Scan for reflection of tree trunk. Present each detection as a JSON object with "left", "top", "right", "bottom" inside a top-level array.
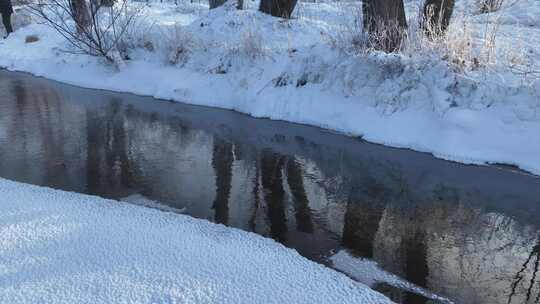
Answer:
[
  {"left": 286, "top": 158, "right": 313, "bottom": 233},
  {"left": 104, "top": 102, "right": 133, "bottom": 190},
  {"left": 99, "top": 101, "right": 136, "bottom": 193},
  {"left": 113, "top": 114, "right": 132, "bottom": 188},
  {"left": 233, "top": 143, "right": 243, "bottom": 161},
  {"left": 38, "top": 92, "right": 66, "bottom": 186},
  {"left": 212, "top": 138, "right": 234, "bottom": 225},
  {"left": 342, "top": 181, "right": 386, "bottom": 258},
  {"left": 249, "top": 155, "right": 261, "bottom": 231},
  {"left": 508, "top": 236, "right": 540, "bottom": 304},
  {"left": 86, "top": 110, "right": 102, "bottom": 194},
  {"left": 404, "top": 231, "right": 429, "bottom": 304},
  {"left": 9, "top": 81, "right": 29, "bottom": 176},
  {"left": 261, "top": 151, "right": 287, "bottom": 242}
]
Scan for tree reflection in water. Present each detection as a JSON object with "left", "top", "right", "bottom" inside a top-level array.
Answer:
[
  {"left": 1, "top": 71, "right": 540, "bottom": 304},
  {"left": 508, "top": 236, "right": 540, "bottom": 304}
]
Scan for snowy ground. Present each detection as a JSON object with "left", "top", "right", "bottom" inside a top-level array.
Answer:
[
  {"left": 0, "top": 178, "right": 392, "bottom": 303},
  {"left": 330, "top": 250, "right": 453, "bottom": 304},
  {"left": 0, "top": 0, "right": 539, "bottom": 174}
]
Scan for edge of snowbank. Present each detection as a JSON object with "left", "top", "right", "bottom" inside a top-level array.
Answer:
[{"left": 0, "top": 178, "right": 392, "bottom": 303}]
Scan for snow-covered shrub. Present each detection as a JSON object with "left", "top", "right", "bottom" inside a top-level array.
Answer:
[
  {"left": 219, "top": 28, "right": 266, "bottom": 64},
  {"left": 27, "top": 0, "right": 144, "bottom": 66},
  {"left": 327, "top": 1, "right": 525, "bottom": 78},
  {"left": 328, "top": 23, "right": 367, "bottom": 56},
  {"left": 238, "top": 29, "right": 265, "bottom": 59},
  {"left": 208, "top": 29, "right": 265, "bottom": 74},
  {"left": 403, "top": 14, "right": 477, "bottom": 71},
  {"left": 326, "top": 4, "right": 368, "bottom": 56},
  {"left": 509, "top": 57, "right": 540, "bottom": 84},
  {"left": 115, "top": 17, "right": 158, "bottom": 57},
  {"left": 160, "top": 24, "right": 197, "bottom": 66},
  {"left": 402, "top": 9, "right": 527, "bottom": 77},
  {"left": 476, "top": 0, "right": 504, "bottom": 13},
  {"left": 12, "top": 7, "right": 33, "bottom": 30}
]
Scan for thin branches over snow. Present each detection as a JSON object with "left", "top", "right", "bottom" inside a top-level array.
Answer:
[
  {"left": 477, "top": 0, "right": 505, "bottom": 14},
  {"left": 421, "top": 0, "right": 455, "bottom": 38},
  {"left": 27, "top": 0, "right": 143, "bottom": 65}
]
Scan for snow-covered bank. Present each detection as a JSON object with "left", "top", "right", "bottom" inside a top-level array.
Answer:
[
  {"left": 1, "top": 1, "right": 539, "bottom": 174},
  {"left": 0, "top": 178, "right": 392, "bottom": 303}
]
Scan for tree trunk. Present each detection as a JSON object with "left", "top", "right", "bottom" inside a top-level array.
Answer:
[
  {"left": 422, "top": 0, "right": 455, "bottom": 38},
  {"left": 236, "top": 0, "right": 243, "bottom": 9},
  {"left": 259, "top": 0, "right": 297, "bottom": 19},
  {"left": 70, "top": 0, "right": 91, "bottom": 33},
  {"left": 100, "top": 0, "right": 115, "bottom": 7},
  {"left": 362, "top": 0, "right": 407, "bottom": 52},
  {"left": 209, "top": 0, "right": 227, "bottom": 9}
]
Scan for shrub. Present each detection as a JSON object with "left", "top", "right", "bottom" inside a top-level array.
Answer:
[
  {"left": 160, "top": 24, "right": 197, "bottom": 66},
  {"left": 27, "top": 0, "right": 144, "bottom": 66},
  {"left": 477, "top": 0, "right": 504, "bottom": 14}
]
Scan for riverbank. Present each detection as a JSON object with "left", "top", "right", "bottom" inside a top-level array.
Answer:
[
  {"left": 0, "top": 0, "right": 539, "bottom": 174},
  {"left": 0, "top": 178, "right": 392, "bottom": 303}
]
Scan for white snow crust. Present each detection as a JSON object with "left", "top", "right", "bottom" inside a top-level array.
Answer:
[{"left": 0, "top": 178, "right": 393, "bottom": 303}]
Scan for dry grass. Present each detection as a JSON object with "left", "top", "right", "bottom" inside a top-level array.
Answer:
[
  {"left": 328, "top": 2, "right": 527, "bottom": 78},
  {"left": 161, "top": 24, "right": 197, "bottom": 66},
  {"left": 476, "top": 0, "right": 505, "bottom": 14}
]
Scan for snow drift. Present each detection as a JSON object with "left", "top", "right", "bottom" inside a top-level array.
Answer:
[{"left": 0, "top": 178, "right": 392, "bottom": 303}]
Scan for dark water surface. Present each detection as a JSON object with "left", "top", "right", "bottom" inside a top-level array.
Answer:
[{"left": 0, "top": 70, "right": 539, "bottom": 304}]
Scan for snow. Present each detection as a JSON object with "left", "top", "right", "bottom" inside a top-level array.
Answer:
[
  {"left": 121, "top": 193, "right": 187, "bottom": 213},
  {"left": 0, "top": 0, "right": 539, "bottom": 174},
  {"left": 330, "top": 250, "right": 453, "bottom": 304},
  {"left": 0, "top": 178, "right": 393, "bottom": 303}
]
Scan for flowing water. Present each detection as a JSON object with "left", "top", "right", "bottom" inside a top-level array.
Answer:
[{"left": 0, "top": 70, "right": 539, "bottom": 304}]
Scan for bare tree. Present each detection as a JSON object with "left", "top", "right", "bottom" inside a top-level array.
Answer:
[
  {"left": 259, "top": 0, "right": 297, "bottom": 19},
  {"left": 362, "top": 0, "right": 408, "bottom": 52},
  {"left": 422, "top": 0, "right": 455, "bottom": 38},
  {"left": 28, "top": 0, "right": 141, "bottom": 64}
]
